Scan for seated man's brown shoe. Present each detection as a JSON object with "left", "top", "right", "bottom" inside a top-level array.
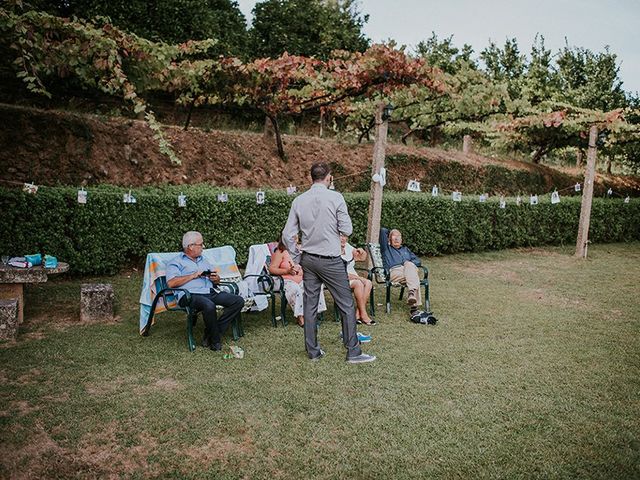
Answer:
[{"left": 407, "top": 289, "right": 417, "bottom": 306}]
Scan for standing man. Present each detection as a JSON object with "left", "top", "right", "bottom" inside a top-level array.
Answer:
[
  {"left": 282, "top": 162, "right": 376, "bottom": 363},
  {"left": 166, "top": 231, "right": 245, "bottom": 351}
]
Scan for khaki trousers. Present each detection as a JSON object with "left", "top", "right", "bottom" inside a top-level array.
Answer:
[{"left": 389, "top": 261, "right": 422, "bottom": 306}]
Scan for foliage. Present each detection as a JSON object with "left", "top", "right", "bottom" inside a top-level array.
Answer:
[
  {"left": 0, "top": 8, "right": 188, "bottom": 163},
  {"left": 414, "top": 32, "right": 476, "bottom": 74},
  {"left": 1, "top": 186, "right": 638, "bottom": 275},
  {"left": 27, "top": 0, "right": 249, "bottom": 56},
  {"left": 248, "top": 0, "right": 369, "bottom": 60}
]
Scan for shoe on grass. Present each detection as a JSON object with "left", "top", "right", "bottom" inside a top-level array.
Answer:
[
  {"left": 346, "top": 353, "right": 376, "bottom": 364},
  {"left": 340, "top": 332, "right": 372, "bottom": 343},
  {"left": 309, "top": 349, "right": 325, "bottom": 361},
  {"left": 410, "top": 310, "right": 426, "bottom": 323}
]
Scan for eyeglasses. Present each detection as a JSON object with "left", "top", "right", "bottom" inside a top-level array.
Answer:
[{"left": 189, "top": 242, "right": 205, "bottom": 248}]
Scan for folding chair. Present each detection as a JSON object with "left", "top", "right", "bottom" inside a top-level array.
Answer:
[
  {"left": 365, "top": 242, "right": 433, "bottom": 318},
  {"left": 139, "top": 246, "right": 254, "bottom": 351}
]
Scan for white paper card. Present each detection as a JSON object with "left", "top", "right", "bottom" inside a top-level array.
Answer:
[
  {"left": 23, "top": 183, "right": 38, "bottom": 194},
  {"left": 479, "top": 194, "right": 487, "bottom": 203},
  {"left": 575, "top": 183, "right": 581, "bottom": 192},
  {"left": 286, "top": 185, "right": 297, "bottom": 195},
  {"left": 256, "top": 191, "right": 265, "bottom": 204},
  {"left": 529, "top": 194, "right": 539, "bottom": 205},
  {"left": 624, "top": 196, "right": 630, "bottom": 204},
  {"left": 123, "top": 192, "right": 137, "bottom": 204},
  {"left": 607, "top": 188, "right": 613, "bottom": 196},
  {"left": 551, "top": 191, "right": 560, "bottom": 204},
  {"left": 431, "top": 185, "right": 439, "bottom": 197},
  {"left": 516, "top": 195, "right": 522, "bottom": 206},
  {"left": 217, "top": 193, "right": 228, "bottom": 203},
  {"left": 452, "top": 191, "right": 462, "bottom": 202},
  {"left": 407, "top": 180, "right": 421, "bottom": 192},
  {"left": 77, "top": 189, "right": 87, "bottom": 204},
  {"left": 178, "top": 194, "right": 187, "bottom": 207},
  {"left": 499, "top": 196, "right": 506, "bottom": 209}
]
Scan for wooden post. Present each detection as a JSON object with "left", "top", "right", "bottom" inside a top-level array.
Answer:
[
  {"left": 462, "top": 134, "right": 473, "bottom": 154},
  {"left": 575, "top": 125, "right": 598, "bottom": 259},
  {"left": 366, "top": 103, "right": 388, "bottom": 246}
]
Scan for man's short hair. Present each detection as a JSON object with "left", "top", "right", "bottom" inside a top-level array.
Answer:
[
  {"left": 310, "top": 162, "right": 331, "bottom": 182},
  {"left": 182, "top": 231, "right": 202, "bottom": 250}
]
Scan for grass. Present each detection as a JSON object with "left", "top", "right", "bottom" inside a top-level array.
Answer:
[{"left": 1, "top": 243, "right": 639, "bottom": 479}]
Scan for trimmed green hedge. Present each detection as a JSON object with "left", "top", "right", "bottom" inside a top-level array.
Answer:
[{"left": 1, "top": 185, "right": 638, "bottom": 274}]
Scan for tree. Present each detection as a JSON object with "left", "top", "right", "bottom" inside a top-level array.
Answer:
[
  {"left": 27, "top": 0, "right": 249, "bottom": 56},
  {"left": 555, "top": 44, "right": 627, "bottom": 112},
  {"left": 480, "top": 38, "right": 526, "bottom": 98},
  {"left": 521, "top": 35, "right": 558, "bottom": 106},
  {"left": 248, "top": 0, "right": 369, "bottom": 59},
  {"left": 414, "top": 32, "right": 476, "bottom": 74}
]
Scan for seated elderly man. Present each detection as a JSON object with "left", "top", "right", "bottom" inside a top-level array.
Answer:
[
  {"left": 166, "top": 231, "right": 244, "bottom": 351},
  {"left": 379, "top": 227, "right": 425, "bottom": 322}
]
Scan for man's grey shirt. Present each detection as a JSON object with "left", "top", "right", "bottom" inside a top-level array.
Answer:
[{"left": 282, "top": 183, "right": 353, "bottom": 258}]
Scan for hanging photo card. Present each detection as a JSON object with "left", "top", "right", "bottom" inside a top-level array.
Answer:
[
  {"left": 217, "top": 192, "right": 228, "bottom": 203},
  {"left": 77, "top": 188, "right": 87, "bottom": 204},
  {"left": 123, "top": 191, "right": 137, "bottom": 204},
  {"left": 286, "top": 185, "right": 297, "bottom": 195},
  {"left": 551, "top": 191, "right": 560, "bottom": 204},
  {"left": 178, "top": 194, "right": 187, "bottom": 208},
  {"left": 407, "top": 180, "right": 421, "bottom": 192},
  {"left": 607, "top": 188, "right": 613, "bottom": 196},
  {"left": 452, "top": 191, "right": 462, "bottom": 202},
  {"left": 256, "top": 191, "right": 265, "bottom": 204},
  {"left": 624, "top": 196, "right": 630, "bottom": 204},
  {"left": 372, "top": 168, "right": 387, "bottom": 187},
  {"left": 529, "top": 194, "right": 539, "bottom": 205},
  {"left": 431, "top": 185, "right": 439, "bottom": 197},
  {"left": 23, "top": 182, "right": 38, "bottom": 194},
  {"left": 499, "top": 196, "right": 506, "bottom": 209},
  {"left": 328, "top": 181, "right": 335, "bottom": 190},
  {"left": 575, "top": 183, "right": 581, "bottom": 192},
  {"left": 479, "top": 193, "right": 487, "bottom": 203}
]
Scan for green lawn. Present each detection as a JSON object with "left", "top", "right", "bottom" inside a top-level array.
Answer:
[{"left": 1, "top": 243, "right": 639, "bottom": 479}]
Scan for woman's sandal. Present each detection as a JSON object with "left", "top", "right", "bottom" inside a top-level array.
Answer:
[{"left": 357, "top": 318, "right": 377, "bottom": 326}]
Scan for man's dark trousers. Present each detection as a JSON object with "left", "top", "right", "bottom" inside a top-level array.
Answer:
[
  {"left": 190, "top": 291, "right": 244, "bottom": 344},
  {"left": 300, "top": 253, "right": 362, "bottom": 359}
]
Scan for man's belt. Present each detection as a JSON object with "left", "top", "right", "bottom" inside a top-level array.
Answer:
[{"left": 303, "top": 252, "right": 340, "bottom": 260}]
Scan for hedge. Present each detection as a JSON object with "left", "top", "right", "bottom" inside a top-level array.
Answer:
[{"left": 1, "top": 185, "right": 638, "bottom": 275}]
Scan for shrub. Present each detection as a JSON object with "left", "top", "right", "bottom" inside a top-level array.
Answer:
[{"left": 1, "top": 186, "right": 638, "bottom": 274}]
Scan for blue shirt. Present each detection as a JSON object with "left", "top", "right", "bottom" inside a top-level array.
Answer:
[
  {"left": 166, "top": 253, "right": 215, "bottom": 294},
  {"left": 379, "top": 227, "right": 422, "bottom": 270}
]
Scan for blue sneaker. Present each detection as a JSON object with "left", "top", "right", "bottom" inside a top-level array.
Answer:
[{"left": 340, "top": 332, "right": 371, "bottom": 343}]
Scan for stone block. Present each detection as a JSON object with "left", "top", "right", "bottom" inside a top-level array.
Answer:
[
  {"left": 80, "top": 283, "right": 114, "bottom": 322},
  {"left": 0, "top": 298, "right": 19, "bottom": 340}
]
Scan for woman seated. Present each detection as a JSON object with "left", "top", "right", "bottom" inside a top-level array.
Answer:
[
  {"left": 269, "top": 235, "right": 326, "bottom": 326},
  {"left": 340, "top": 235, "right": 376, "bottom": 326}
]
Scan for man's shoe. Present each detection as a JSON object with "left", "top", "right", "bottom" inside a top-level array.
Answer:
[
  {"left": 210, "top": 342, "right": 222, "bottom": 351},
  {"left": 407, "top": 289, "right": 418, "bottom": 306},
  {"left": 346, "top": 353, "right": 376, "bottom": 364},
  {"left": 309, "top": 349, "right": 325, "bottom": 361},
  {"left": 410, "top": 310, "right": 426, "bottom": 323},
  {"left": 201, "top": 336, "right": 211, "bottom": 348},
  {"left": 339, "top": 332, "right": 372, "bottom": 343}
]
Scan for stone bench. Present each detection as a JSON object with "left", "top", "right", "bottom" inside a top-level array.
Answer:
[
  {"left": 80, "top": 283, "right": 114, "bottom": 322},
  {"left": 0, "top": 298, "right": 19, "bottom": 340}
]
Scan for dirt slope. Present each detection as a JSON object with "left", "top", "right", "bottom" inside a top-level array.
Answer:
[{"left": 1, "top": 103, "right": 638, "bottom": 195}]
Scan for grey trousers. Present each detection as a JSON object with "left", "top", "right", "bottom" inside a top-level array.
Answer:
[{"left": 300, "top": 253, "right": 362, "bottom": 359}]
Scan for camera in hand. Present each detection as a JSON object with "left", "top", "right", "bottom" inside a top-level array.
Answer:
[{"left": 201, "top": 270, "right": 211, "bottom": 277}]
